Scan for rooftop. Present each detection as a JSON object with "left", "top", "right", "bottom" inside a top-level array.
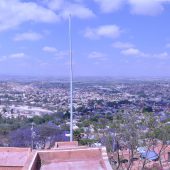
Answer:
[
  {"left": 0, "top": 147, "right": 31, "bottom": 169},
  {"left": 25, "top": 147, "right": 112, "bottom": 170},
  {"left": 0, "top": 142, "right": 112, "bottom": 170}
]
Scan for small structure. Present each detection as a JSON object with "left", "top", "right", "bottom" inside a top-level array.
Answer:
[
  {"left": 140, "top": 150, "right": 159, "bottom": 161},
  {"left": 24, "top": 142, "right": 112, "bottom": 170},
  {"left": 0, "top": 142, "right": 112, "bottom": 170},
  {"left": 0, "top": 147, "right": 31, "bottom": 170},
  {"left": 54, "top": 141, "right": 78, "bottom": 148}
]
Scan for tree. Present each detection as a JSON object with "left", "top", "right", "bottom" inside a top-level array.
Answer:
[
  {"left": 73, "top": 129, "right": 83, "bottom": 142},
  {"left": 34, "top": 123, "right": 65, "bottom": 149},
  {"left": 9, "top": 123, "right": 66, "bottom": 149},
  {"left": 143, "top": 106, "right": 153, "bottom": 113},
  {"left": 9, "top": 126, "right": 31, "bottom": 147}
]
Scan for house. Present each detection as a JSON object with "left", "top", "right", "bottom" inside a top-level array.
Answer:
[{"left": 110, "top": 143, "right": 170, "bottom": 170}]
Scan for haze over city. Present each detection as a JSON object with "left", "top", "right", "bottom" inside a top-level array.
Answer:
[{"left": 1, "top": 0, "right": 170, "bottom": 77}]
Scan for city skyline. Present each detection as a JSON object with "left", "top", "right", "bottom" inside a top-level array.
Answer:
[{"left": 0, "top": 0, "right": 170, "bottom": 77}]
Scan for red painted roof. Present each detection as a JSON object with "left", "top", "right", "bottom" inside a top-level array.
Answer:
[
  {"left": 0, "top": 142, "right": 112, "bottom": 170},
  {"left": 25, "top": 144, "right": 112, "bottom": 170},
  {"left": 0, "top": 147, "right": 31, "bottom": 167}
]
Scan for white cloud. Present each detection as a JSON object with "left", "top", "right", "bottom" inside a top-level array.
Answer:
[
  {"left": 46, "top": 0, "right": 64, "bottom": 10},
  {"left": 128, "top": 0, "right": 164, "bottom": 16},
  {"left": 0, "top": 0, "right": 95, "bottom": 32},
  {"left": 121, "top": 48, "right": 145, "bottom": 56},
  {"left": 0, "top": 56, "right": 7, "bottom": 62},
  {"left": 55, "top": 51, "right": 68, "bottom": 59},
  {"left": 112, "top": 41, "right": 134, "bottom": 49},
  {"left": 0, "top": 53, "right": 26, "bottom": 62},
  {"left": 121, "top": 47, "right": 170, "bottom": 59},
  {"left": 43, "top": 46, "right": 58, "bottom": 53},
  {"left": 46, "top": 0, "right": 95, "bottom": 19},
  {"left": 14, "top": 32, "right": 43, "bottom": 41},
  {"left": 166, "top": 43, "right": 170, "bottom": 48},
  {"left": 94, "top": 0, "right": 125, "bottom": 13},
  {"left": 153, "top": 52, "right": 169, "bottom": 59},
  {"left": 9, "top": 53, "right": 26, "bottom": 59},
  {"left": 85, "top": 25, "right": 121, "bottom": 39},
  {"left": 60, "top": 3, "right": 95, "bottom": 19},
  {"left": 0, "top": 0, "right": 59, "bottom": 32},
  {"left": 43, "top": 46, "right": 68, "bottom": 59},
  {"left": 88, "top": 51, "right": 107, "bottom": 61},
  {"left": 93, "top": 0, "right": 170, "bottom": 15}
]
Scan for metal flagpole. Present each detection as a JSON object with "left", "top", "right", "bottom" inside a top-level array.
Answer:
[{"left": 69, "top": 14, "right": 73, "bottom": 142}]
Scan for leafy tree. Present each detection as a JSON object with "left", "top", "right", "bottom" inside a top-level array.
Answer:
[
  {"left": 9, "top": 123, "right": 67, "bottom": 149},
  {"left": 9, "top": 126, "right": 31, "bottom": 147},
  {"left": 143, "top": 106, "right": 153, "bottom": 113},
  {"left": 73, "top": 129, "right": 83, "bottom": 142}
]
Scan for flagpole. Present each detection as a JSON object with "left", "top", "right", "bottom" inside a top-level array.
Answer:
[{"left": 69, "top": 14, "right": 73, "bottom": 142}]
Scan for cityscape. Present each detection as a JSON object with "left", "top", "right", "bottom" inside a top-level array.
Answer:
[
  {"left": 0, "top": 0, "right": 170, "bottom": 169},
  {"left": 0, "top": 77, "right": 169, "bottom": 169}
]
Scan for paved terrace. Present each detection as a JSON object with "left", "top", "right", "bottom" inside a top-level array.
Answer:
[
  {"left": 0, "top": 142, "right": 112, "bottom": 170},
  {"left": 24, "top": 142, "right": 112, "bottom": 170},
  {"left": 0, "top": 147, "right": 31, "bottom": 170}
]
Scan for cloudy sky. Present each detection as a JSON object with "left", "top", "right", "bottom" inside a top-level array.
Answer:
[{"left": 0, "top": 0, "right": 170, "bottom": 77}]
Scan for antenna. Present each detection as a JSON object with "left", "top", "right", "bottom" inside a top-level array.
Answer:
[{"left": 69, "top": 14, "right": 73, "bottom": 142}]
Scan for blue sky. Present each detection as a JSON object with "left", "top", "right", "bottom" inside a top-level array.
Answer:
[{"left": 0, "top": 0, "right": 170, "bottom": 77}]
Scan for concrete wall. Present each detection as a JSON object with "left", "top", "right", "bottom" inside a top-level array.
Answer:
[
  {"left": 26, "top": 147, "right": 112, "bottom": 170},
  {"left": 0, "top": 166, "right": 22, "bottom": 170}
]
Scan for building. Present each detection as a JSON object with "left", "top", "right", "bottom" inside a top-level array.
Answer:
[
  {"left": 0, "top": 147, "right": 31, "bottom": 170},
  {"left": 110, "top": 143, "right": 170, "bottom": 170},
  {"left": 0, "top": 142, "right": 112, "bottom": 170}
]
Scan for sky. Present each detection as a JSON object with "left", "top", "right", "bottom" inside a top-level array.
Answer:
[{"left": 0, "top": 0, "right": 170, "bottom": 77}]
